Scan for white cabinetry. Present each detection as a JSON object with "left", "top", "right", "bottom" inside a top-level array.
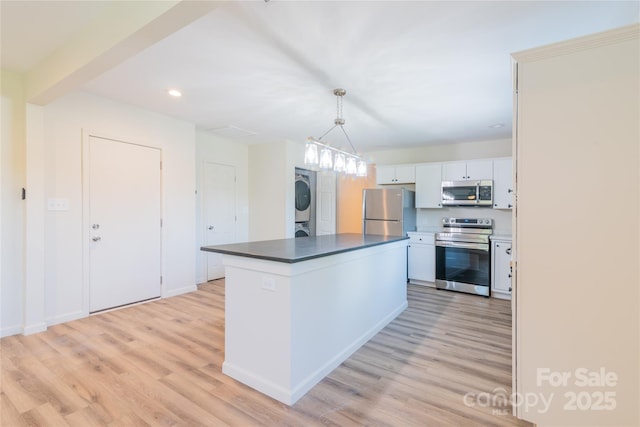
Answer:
[
  {"left": 442, "top": 160, "right": 493, "bottom": 181},
  {"left": 316, "top": 171, "right": 336, "bottom": 235},
  {"left": 407, "top": 232, "right": 435, "bottom": 285},
  {"left": 415, "top": 163, "right": 442, "bottom": 208},
  {"left": 491, "top": 237, "right": 512, "bottom": 299},
  {"left": 493, "top": 158, "right": 513, "bottom": 209},
  {"left": 376, "top": 164, "right": 415, "bottom": 185}
]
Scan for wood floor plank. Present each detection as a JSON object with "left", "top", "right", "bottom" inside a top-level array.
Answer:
[{"left": 0, "top": 279, "right": 532, "bottom": 426}]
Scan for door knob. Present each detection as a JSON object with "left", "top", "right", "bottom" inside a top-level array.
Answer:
[
  {"left": 92, "top": 236, "right": 101, "bottom": 242},
  {"left": 208, "top": 226, "right": 214, "bottom": 230}
]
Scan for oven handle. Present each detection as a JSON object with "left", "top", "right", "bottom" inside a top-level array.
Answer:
[{"left": 435, "top": 241, "right": 490, "bottom": 252}]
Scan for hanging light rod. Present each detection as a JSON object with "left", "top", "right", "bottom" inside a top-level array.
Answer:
[{"left": 304, "top": 88, "right": 367, "bottom": 176}]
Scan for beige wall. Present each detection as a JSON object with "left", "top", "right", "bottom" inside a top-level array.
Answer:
[
  {"left": 514, "top": 25, "right": 639, "bottom": 426},
  {"left": 336, "top": 164, "right": 376, "bottom": 233}
]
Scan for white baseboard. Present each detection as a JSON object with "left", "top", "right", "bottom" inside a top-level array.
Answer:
[
  {"left": 1, "top": 324, "right": 24, "bottom": 338},
  {"left": 164, "top": 284, "right": 197, "bottom": 298},
  {"left": 47, "top": 310, "right": 85, "bottom": 327},
  {"left": 22, "top": 321, "right": 47, "bottom": 336}
]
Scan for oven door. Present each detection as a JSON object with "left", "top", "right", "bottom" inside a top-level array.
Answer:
[{"left": 435, "top": 241, "right": 491, "bottom": 296}]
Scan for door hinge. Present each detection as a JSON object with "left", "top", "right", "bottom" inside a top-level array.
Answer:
[
  {"left": 160, "top": 276, "right": 163, "bottom": 285},
  {"left": 160, "top": 218, "right": 163, "bottom": 227},
  {"left": 160, "top": 161, "right": 163, "bottom": 170}
]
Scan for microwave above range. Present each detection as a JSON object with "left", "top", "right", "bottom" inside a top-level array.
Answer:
[{"left": 441, "top": 180, "right": 493, "bottom": 207}]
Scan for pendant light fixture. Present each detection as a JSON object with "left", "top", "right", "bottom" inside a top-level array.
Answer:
[{"left": 304, "top": 89, "right": 367, "bottom": 177}]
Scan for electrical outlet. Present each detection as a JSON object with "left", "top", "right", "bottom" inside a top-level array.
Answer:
[{"left": 262, "top": 277, "right": 276, "bottom": 291}]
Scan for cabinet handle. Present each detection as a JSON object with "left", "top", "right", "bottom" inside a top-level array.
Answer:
[
  {"left": 508, "top": 189, "right": 513, "bottom": 193},
  {"left": 508, "top": 204, "right": 513, "bottom": 208},
  {"left": 506, "top": 248, "right": 512, "bottom": 255}
]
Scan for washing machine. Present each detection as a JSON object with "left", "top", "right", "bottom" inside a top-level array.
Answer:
[
  {"left": 294, "top": 222, "right": 311, "bottom": 237},
  {"left": 295, "top": 172, "right": 312, "bottom": 223}
]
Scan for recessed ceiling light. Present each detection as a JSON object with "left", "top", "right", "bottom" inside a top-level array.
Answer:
[
  {"left": 489, "top": 123, "right": 505, "bottom": 128},
  {"left": 168, "top": 89, "right": 182, "bottom": 97}
]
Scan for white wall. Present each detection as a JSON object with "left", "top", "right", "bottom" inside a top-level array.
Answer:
[
  {"left": 0, "top": 70, "right": 26, "bottom": 336},
  {"left": 514, "top": 25, "right": 639, "bottom": 426},
  {"left": 195, "top": 131, "right": 249, "bottom": 283},
  {"left": 248, "top": 140, "right": 303, "bottom": 241},
  {"left": 368, "top": 138, "right": 511, "bottom": 165},
  {"left": 34, "top": 91, "right": 197, "bottom": 328}
]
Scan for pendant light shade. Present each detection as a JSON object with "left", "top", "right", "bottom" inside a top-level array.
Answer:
[
  {"left": 345, "top": 157, "right": 357, "bottom": 175},
  {"left": 356, "top": 160, "right": 368, "bottom": 177},
  {"left": 304, "top": 142, "right": 319, "bottom": 166},
  {"left": 333, "top": 153, "right": 346, "bottom": 172},
  {"left": 319, "top": 147, "right": 333, "bottom": 169}
]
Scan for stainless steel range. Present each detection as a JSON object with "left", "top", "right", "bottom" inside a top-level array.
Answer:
[{"left": 435, "top": 217, "right": 493, "bottom": 297}]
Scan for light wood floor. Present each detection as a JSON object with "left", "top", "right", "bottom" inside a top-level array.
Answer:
[{"left": 1, "top": 280, "right": 532, "bottom": 427}]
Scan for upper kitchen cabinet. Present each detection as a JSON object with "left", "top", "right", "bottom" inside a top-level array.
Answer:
[
  {"left": 442, "top": 160, "right": 493, "bottom": 181},
  {"left": 493, "top": 157, "right": 513, "bottom": 209},
  {"left": 376, "top": 164, "right": 415, "bottom": 185},
  {"left": 415, "top": 163, "right": 442, "bottom": 208}
]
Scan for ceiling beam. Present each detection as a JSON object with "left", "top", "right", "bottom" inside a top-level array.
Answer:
[{"left": 25, "top": 0, "right": 218, "bottom": 105}]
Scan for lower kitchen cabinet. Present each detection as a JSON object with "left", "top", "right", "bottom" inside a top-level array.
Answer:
[
  {"left": 407, "top": 232, "right": 435, "bottom": 285},
  {"left": 491, "top": 237, "right": 512, "bottom": 299}
]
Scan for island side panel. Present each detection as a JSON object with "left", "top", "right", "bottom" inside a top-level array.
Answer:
[
  {"left": 222, "top": 263, "right": 293, "bottom": 403},
  {"left": 221, "top": 239, "right": 409, "bottom": 405},
  {"left": 289, "top": 239, "right": 409, "bottom": 402}
]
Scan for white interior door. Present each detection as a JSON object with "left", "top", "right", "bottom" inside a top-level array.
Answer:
[
  {"left": 88, "top": 136, "right": 161, "bottom": 312},
  {"left": 316, "top": 171, "right": 336, "bottom": 235},
  {"left": 203, "top": 162, "right": 236, "bottom": 281}
]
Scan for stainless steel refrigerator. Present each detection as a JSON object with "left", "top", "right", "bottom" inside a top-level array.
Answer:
[{"left": 362, "top": 188, "right": 416, "bottom": 236}]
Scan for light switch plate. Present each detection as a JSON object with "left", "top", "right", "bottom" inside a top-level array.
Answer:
[{"left": 47, "top": 198, "right": 69, "bottom": 211}]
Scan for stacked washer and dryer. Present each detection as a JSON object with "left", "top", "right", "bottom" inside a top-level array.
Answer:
[{"left": 294, "top": 167, "right": 316, "bottom": 237}]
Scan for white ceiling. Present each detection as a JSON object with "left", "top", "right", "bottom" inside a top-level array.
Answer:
[{"left": 2, "top": 1, "right": 638, "bottom": 153}]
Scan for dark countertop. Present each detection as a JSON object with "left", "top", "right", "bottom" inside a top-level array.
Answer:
[{"left": 200, "top": 233, "right": 409, "bottom": 264}]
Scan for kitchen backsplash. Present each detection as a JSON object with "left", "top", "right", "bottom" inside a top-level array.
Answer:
[{"left": 416, "top": 207, "right": 512, "bottom": 235}]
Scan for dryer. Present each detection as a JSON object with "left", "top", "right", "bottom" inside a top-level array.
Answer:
[{"left": 295, "top": 172, "right": 311, "bottom": 223}]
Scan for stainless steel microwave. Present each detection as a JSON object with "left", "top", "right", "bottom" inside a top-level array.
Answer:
[{"left": 441, "top": 180, "right": 493, "bottom": 206}]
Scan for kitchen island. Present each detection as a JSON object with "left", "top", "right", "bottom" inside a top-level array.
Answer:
[{"left": 201, "top": 233, "right": 409, "bottom": 405}]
